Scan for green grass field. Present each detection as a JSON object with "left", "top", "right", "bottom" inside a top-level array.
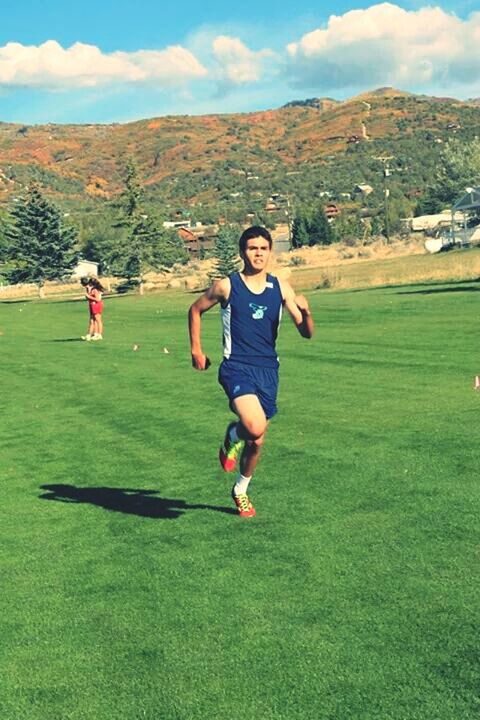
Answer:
[{"left": 1, "top": 283, "right": 479, "bottom": 720}]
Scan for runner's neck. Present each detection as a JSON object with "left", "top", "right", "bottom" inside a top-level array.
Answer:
[{"left": 240, "top": 270, "right": 268, "bottom": 293}]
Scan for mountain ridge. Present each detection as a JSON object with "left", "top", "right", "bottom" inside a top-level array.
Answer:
[{"left": 0, "top": 87, "right": 479, "bottom": 216}]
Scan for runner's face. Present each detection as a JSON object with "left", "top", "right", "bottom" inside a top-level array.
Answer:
[{"left": 242, "top": 237, "right": 271, "bottom": 272}]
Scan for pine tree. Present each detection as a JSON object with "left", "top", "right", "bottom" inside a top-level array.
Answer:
[
  {"left": 291, "top": 213, "right": 309, "bottom": 248},
  {"left": 0, "top": 208, "right": 8, "bottom": 262},
  {"left": 110, "top": 160, "right": 187, "bottom": 293},
  {"left": 111, "top": 215, "right": 157, "bottom": 290},
  {"left": 122, "top": 159, "right": 143, "bottom": 217},
  {"left": 209, "top": 225, "right": 240, "bottom": 281},
  {"left": 4, "top": 185, "right": 77, "bottom": 297},
  {"left": 109, "top": 160, "right": 149, "bottom": 292},
  {"left": 308, "top": 206, "right": 334, "bottom": 246}
]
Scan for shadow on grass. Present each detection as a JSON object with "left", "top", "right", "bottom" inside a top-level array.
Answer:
[
  {"left": 50, "top": 338, "right": 85, "bottom": 342},
  {"left": 0, "top": 299, "right": 35, "bottom": 304},
  {"left": 398, "top": 285, "right": 480, "bottom": 295},
  {"left": 322, "top": 278, "right": 480, "bottom": 296},
  {"left": 39, "top": 483, "right": 236, "bottom": 519}
]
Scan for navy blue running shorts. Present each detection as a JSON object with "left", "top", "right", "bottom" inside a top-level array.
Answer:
[{"left": 218, "top": 359, "right": 279, "bottom": 419}]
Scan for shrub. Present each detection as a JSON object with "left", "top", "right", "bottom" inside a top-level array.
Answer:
[
  {"left": 289, "top": 255, "right": 306, "bottom": 266},
  {"left": 316, "top": 270, "right": 340, "bottom": 289}
]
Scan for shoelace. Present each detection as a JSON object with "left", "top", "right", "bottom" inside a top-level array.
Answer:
[{"left": 235, "top": 494, "right": 251, "bottom": 512}]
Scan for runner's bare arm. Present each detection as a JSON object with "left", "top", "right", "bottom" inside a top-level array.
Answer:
[
  {"left": 188, "top": 277, "right": 231, "bottom": 370},
  {"left": 279, "top": 278, "right": 314, "bottom": 339}
]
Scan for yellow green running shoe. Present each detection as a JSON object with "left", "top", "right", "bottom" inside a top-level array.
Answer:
[
  {"left": 231, "top": 487, "right": 256, "bottom": 518},
  {"left": 219, "top": 421, "right": 244, "bottom": 472}
]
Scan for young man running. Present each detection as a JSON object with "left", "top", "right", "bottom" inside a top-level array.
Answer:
[{"left": 188, "top": 226, "right": 314, "bottom": 518}]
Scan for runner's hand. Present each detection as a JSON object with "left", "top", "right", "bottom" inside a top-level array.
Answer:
[{"left": 191, "top": 353, "right": 211, "bottom": 371}]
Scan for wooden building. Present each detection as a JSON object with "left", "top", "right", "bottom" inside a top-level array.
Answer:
[{"left": 178, "top": 225, "right": 218, "bottom": 257}]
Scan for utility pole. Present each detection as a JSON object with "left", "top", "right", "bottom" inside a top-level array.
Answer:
[
  {"left": 286, "top": 194, "right": 293, "bottom": 248},
  {"left": 244, "top": 166, "right": 250, "bottom": 219},
  {"left": 374, "top": 155, "right": 394, "bottom": 243},
  {"left": 384, "top": 164, "right": 391, "bottom": 243}
]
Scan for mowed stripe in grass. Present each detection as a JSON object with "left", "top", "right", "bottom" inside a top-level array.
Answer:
[{"left": 1, "top": 284, "right": 479, "bottom": 720}]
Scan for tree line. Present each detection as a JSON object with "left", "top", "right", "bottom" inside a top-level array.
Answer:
[
  {"left": 0, "top": 161, "right": 188, "bottom": 296},
  {"left": 1, "top": 138, "right": 479, "bottom": 296}
]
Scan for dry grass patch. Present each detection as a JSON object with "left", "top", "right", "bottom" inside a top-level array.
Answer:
[{"left": 289, "top": 246, "right": 480, "bottom": 291}]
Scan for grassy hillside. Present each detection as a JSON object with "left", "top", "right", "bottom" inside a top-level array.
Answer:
[{"left": 1, "top": 87, "right": 479, "bottom": 222}]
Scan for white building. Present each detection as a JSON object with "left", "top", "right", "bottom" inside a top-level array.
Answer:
[
  {"left": 353, "top": 184, "right": 374, "bottom": 196},
  {"left": 411, "top": 212, "right": 463, "bottom": 232},
  {"left": 163, "top": 220, "right": 191, "bottom": 229},
  {"left": 71, "top": 259, "right": 99, "bottom": 279}
]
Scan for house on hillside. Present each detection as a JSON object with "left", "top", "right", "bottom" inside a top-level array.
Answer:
[
  {"left": 265, "top": 201, "right": 278, "bottom": 213},
  {"left": 353, "top": 183, "right": 374, "bottom": 197},
  {"left": 262, "top": 193, "right": 287, "bottom": 213},
  {"left": 325, "top": 203, "right": 340, "bottom": 219},
  {"left": 264, "top": 202, "right": 278, "bottom": 212},
  {"left": 178, "top": 224, "right": 218, "bottom": 257},
  {"left": 163, "top": 219, "right": 191, "bottom": 229}
]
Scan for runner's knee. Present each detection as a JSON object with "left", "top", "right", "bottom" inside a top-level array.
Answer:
[
  {"left": 242, "top": 418, "right": 267, "bottom": 440},
  {"left": 247, "top": 432, "right": 265, "bottom": 449}
]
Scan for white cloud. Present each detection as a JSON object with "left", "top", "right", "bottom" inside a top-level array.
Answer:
[
  {"left": 0, "top": 40, "right": 208, "bottom": 89},
  {"left": 286, "top": 3, "right": 480, "bottom": 92},
  {"left": 212, "top": 35, "right": 273, "bottom": 86},
  {"left": 3, "top": 6, "right": 480, "bottom": 107}
]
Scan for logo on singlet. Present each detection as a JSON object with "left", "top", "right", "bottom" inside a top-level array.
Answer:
[{"left": 249, "top": 303, "right": 267, "bottom": 320}]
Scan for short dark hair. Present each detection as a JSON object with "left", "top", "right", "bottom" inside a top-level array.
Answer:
[{"left": 239, "top": 226, "right": 273, "bottom": 253}]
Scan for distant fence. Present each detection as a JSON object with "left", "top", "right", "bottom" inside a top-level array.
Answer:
[
  {"left": 0, "top": 281, "right": 79, "bottom": 300},
  {"left": 0, "top": 278, "right": 114, "bottom": 300}
]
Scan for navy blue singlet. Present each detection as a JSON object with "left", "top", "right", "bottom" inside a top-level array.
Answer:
[{"left": 220, "top": 272, "right": 283, "bottom": 369}]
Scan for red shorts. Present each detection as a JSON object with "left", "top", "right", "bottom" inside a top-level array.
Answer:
[{"left": 89, "top": 301, "right": 103, "bottom": 315}]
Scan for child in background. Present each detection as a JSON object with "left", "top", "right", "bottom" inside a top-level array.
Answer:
[{"left": 81, "top": 276, "right": 105, "bottom": 341}]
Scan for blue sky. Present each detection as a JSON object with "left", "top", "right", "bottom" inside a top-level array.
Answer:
[{"left": 1, "top": 1, "right": 479, "bottom": 124}]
